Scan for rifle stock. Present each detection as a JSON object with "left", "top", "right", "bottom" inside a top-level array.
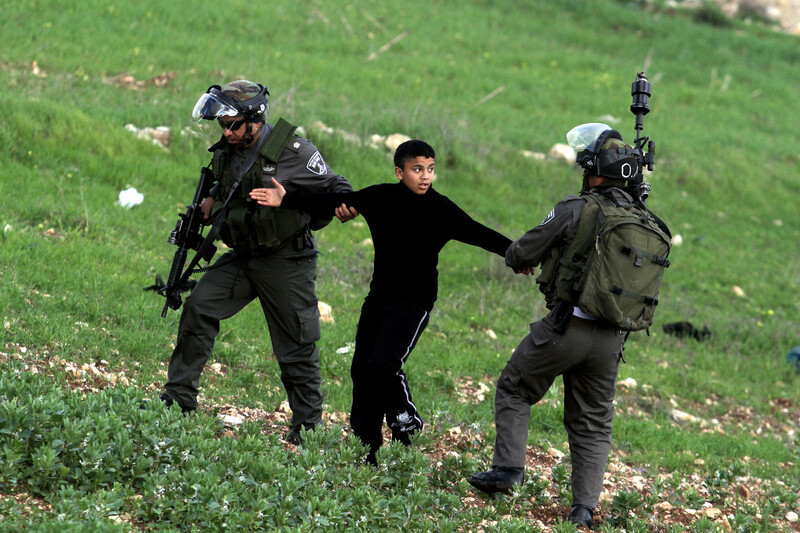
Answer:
[{"left": 158, "top": 167, "right": 216, "bottom": 317}]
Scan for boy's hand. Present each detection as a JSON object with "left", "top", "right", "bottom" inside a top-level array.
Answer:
[
  {"left": 250, "top": 178, "right": 285, "bottom": 206},
  {"left": 514, "top": 266, "right": 535, "bottom": 276},
  {"left": 335, "top": 204, "right": 359, "bottom": 223}
]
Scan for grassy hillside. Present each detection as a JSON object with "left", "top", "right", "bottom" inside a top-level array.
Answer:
[{"left": 1, "top": 0, "right": 799, "bottom": 531}]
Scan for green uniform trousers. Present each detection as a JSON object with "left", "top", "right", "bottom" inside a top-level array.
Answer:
[
  {"left": 165, "top": 243, "right": 323, "bottom": 430},
  {"left": 493, "top": 309, "right": 625, "bottom": 509}
]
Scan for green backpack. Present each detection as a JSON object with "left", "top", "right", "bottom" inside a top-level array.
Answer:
[{"left": 555, "top": 189, "right": 672, "bottom": 331}]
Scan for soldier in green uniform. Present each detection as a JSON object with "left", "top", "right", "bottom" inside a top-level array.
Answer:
[
  {"left": 157, "top": 80, "right": 356, "bottom": 445},
  {"left": 468, "top": 124, "right": 651, "bottom": 529}
]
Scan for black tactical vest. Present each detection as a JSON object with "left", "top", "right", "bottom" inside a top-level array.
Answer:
[{"left": 211, "top": 119, "right": 307, "bottom": 251}]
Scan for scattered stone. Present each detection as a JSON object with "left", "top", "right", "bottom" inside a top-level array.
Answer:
[
  {"left": 547, "top": 143, "right": 576, "bottom": 163},
  {"left": 521, "top": 150, "right": 547, "bottom": 160},
  {"left": 219, "top": 414, "right": 244, "bottom": 426},
  {"left": 110, "top": 71, "right": 176, "bottom": 89},
  {"left": 670, "top": 408, "right": 699, "bottom": 424},
  {"left": 384, "top": 133, "right": 411, "bottom": 152},
  {"left": 124, "top": 124, "right": 171, "bottom": 149},
  {"left": 656, "top": 501, "right": 673, "bottom": 511},
  {"left": 547, "top": 447, "right": 565, "bottom": 459},
  {"left": 318, "top": 301, "right": 334, "bottom": 324}
]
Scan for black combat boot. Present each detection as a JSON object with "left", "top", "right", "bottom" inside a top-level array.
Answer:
[
  {"left": 139, "top": 392, "right": 195, "bottom": 415},
  {"left": 567, "top": 505, "right": 594, "bottom": 528},
  {"left": 285, "top": 424, "right": 316, "bottom": 446},
  {"left": 467, "top": 466, "right": 524, "bottom": 494}
]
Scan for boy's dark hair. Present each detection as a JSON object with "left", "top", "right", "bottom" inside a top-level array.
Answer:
[{"left": 394, "top": 140, "right": 435, "bottom": 168}]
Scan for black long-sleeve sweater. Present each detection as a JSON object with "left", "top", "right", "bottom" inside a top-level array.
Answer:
[{"left": 282, "top": 182, "right": 511, "bottom": 311}]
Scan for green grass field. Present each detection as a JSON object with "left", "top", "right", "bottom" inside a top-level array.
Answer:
[{"left": 1, "top": 0, "right": 799, "bottom": 531}]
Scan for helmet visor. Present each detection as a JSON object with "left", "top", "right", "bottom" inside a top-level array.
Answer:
[
  {"left": 566, "top": 123, "right": 613, "bottom": 152},
  {"left": 191, "top": 92, "right": 240, "bottom": 123}
]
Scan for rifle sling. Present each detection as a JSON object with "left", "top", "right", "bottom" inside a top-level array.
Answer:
[
  {"left": 260, "top": 118, "right": 297, "bottom": 163},
  {"left": 176, "top": 184, "right": 237, "bottom": 287}
]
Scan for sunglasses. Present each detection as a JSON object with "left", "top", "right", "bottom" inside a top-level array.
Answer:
[{"left": 218, "top": 117, "right": 247, "bottom": 131}]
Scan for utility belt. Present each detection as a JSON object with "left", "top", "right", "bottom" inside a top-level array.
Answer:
[{"left": 233, "top": 225, "right": 314, "bottom": 257}]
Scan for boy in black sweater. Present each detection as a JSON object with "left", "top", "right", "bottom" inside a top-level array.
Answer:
[{"left": 250, "top": 140, "right": 512, "bottom": 464}]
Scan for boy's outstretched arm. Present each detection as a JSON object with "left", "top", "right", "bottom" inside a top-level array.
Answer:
[
  {"left": 250, "top": 178, "right": 286, "bottom": 206},
  {"left": 251, "top": 178, "right": 360, "bottom": 223}
]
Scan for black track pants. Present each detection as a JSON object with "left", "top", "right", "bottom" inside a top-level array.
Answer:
[{"left": 349, "top": 301, "right": 429, "bottom": 458}]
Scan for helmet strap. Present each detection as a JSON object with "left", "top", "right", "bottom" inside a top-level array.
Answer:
[{"left": 242, "top": 121, "right": 254, "bottom": 145}]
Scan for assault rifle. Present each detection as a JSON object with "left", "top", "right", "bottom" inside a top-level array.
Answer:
[
  {"left": 155, "top": 167, "right": 217, "bottom": 317},
  {"left": 630, "top": 71, "right": 655, "bottom": 205}
]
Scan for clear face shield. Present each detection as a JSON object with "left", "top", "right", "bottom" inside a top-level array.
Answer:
[
  {"left": 566, "top": 122, "right": 612, "bottom": 153},
  {"left": 190, "top": 92, "right": 241, "bottom": 137}
]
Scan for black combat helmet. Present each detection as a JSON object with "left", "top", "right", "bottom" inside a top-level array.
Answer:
[
  {"left": 191, "top": 80, "right": 270, "bottom": 124},
  {"left": 567, "top": 123, "right": 641, "bottom": 183}
]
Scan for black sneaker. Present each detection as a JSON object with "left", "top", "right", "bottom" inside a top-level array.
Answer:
[
  {"left": 568, "top": 505, "right": 593, "bottom": 529},
  {"left": 467, "top": 466, "right": 524, "bottom": 494}
]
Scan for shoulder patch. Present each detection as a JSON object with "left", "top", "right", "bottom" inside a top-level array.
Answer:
[
  {"left": 306, "top": 151, "right": 328, "bottom": 175},
  {"left": 540, "top": 208, "right": 555, "bottom": 226}
]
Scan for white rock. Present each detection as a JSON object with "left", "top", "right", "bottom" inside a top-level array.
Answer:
[
  {"left": 548, "top": 143, "right": 576, "bottom": 163},
  {"left": 597, "top": 114, "right": 620, "bottom": 125},
  {"left": 318, "top": 301, "right": 334, "bottom": 324},
  {"left": 219, "top": 414, "right": 243, "bottom": 426},
  {"left": 521, "top": 150, "right": 547, "bottom": 160},
  {"left": 547, "top": 447, "right": 565, "bottom": 459},
  {"left": 670, "top": 409, "right": 699, "bottom": 424},
  {"left": 672, "top": 234, "right": 683, "bottom": 246},
  {"left": 369, "top": 134, "right": 386, "bottom": 149},
  {"left": 124, "top": 124, "right": 171, "bottom": 148},
  {"left": 384, "top": 133, "right": 411, "bottom": 152},
  {"left": 311, "top": 120, "right": 334, "bottom": 135}
]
